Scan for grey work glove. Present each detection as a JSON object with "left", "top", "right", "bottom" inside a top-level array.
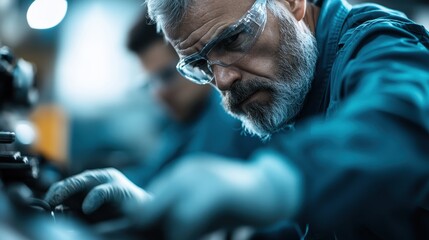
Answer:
[
  {"left": 129, "top": 150, "right": 303, "bottom": 240},
  {"left": 44, "top": 168, "right": 152, "bottom": 214}
]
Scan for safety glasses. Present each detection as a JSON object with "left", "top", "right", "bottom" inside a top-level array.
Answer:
[{"left": 176, "top": 0, "right": 268, "bottom": 84}]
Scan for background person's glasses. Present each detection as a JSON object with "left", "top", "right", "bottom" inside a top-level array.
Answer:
[
  {"left": 141, "top": 63, "right": 179, "bottom": 90},
  {"left": 176, "top": 0, "right": 268, "bottom": 85}
]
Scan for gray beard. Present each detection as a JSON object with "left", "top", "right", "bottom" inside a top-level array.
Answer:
[{"left": 222, "top": 9, "right": 318, "bottom": 140}]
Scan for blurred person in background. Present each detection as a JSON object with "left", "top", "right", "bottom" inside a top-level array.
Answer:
[
  {"left": 120, "top": 9, "right": 268, "bottom": 187},
  {"left": 45, "top": 0, "right": 429, "bottom": 239}
]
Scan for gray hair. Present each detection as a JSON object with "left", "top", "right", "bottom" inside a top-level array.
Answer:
[
  {"left": 144, "top": 0, "right": 286, "bottom": 33},
  {"left": 145, "top": 0, "right": 191, "bottom": 32}
]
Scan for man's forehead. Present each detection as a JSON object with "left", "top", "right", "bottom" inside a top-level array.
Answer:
[{"left": 164, "top": 0, "right": 254, "bottom": 55}]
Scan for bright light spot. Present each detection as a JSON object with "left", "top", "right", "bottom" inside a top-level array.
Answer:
[
  {"left": 54, "top": 1, "right": 142, "bottom": 114},
  {"left": 27, "top": 0, "right": 68, "bottom": 29},
  {"left": 15, "top": 121, "right": 37, "bottom": 145}
]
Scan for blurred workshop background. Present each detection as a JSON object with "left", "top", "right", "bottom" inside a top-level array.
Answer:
[{"left": 0, "top": 0, "right": 428, "bottom": 174}]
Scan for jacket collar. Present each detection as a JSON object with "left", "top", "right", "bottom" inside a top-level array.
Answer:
[{"left": 295, "top": 0, "right": 352, "bottom": 122}]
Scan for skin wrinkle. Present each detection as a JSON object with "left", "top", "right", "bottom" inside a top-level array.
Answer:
[
  {"left": 182, "top": 4, "right": 228, "bottom": 49},
  {"left": 176, "top": 20, "right": 230, "bottom": 57},
  {"left": 173, "top": 0, "right": 256, "bottom": 57},
  {"left": 173, "top": 7, "right": 228, "bottom": 52}
]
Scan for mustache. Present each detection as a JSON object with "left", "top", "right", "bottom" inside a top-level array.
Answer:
[{"left": 223, "top": 78, "right": 274, "bottom": 114}]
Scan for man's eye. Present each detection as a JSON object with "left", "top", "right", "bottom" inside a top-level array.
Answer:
[
  {"left": 223, "top": 34, "right": 240, "bottom": 46},
  {"left": 220, "top": 32, "right": 245, "bottom": 51},
  {"left": 191, "top": 59, "right": 208, "bottom": 69}
]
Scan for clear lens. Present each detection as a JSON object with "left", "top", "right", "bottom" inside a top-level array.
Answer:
[
  {"left": 177, "top": 58, "right": 213, "bottom": 84},
  {"left": 177, "top": 0, "right": 267, "bottom": 84},
  {"left": 208, "top": 20, "right": 264, "bottom": 64},
  {"left": 142, "top": 63, "right": 179, "bottom": 89}
]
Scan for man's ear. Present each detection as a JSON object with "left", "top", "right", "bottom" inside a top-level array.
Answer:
[{"left": 282, "top": 0, "right": 307, "bottom": 21}]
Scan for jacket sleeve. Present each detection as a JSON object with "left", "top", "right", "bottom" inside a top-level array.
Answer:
[{"left": 270, "top": 20, "right": 429, "bottom": 237}]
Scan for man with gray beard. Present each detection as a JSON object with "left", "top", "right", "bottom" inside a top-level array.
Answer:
[
  {"left": 44, "top": 0, "right": 429, "bottom": 239},
  {"left": 221, "top": 4, "right": 317, "bottom": 139}
]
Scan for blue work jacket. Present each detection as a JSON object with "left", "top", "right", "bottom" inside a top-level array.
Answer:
[{"left": 261, "top": 0, "right": 429, "bottom": 239}]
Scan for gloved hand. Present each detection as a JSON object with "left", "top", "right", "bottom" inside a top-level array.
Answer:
[
  {"left": 44, "top": 168, "right": 152, "bottom": 215},
  {"left": 129, "top": 150, "right": 303, "bottom": 240}
]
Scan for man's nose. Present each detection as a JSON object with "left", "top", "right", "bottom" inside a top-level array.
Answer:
[{"left": 211, "top": 64, "right": 241, "bottom": 91}]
